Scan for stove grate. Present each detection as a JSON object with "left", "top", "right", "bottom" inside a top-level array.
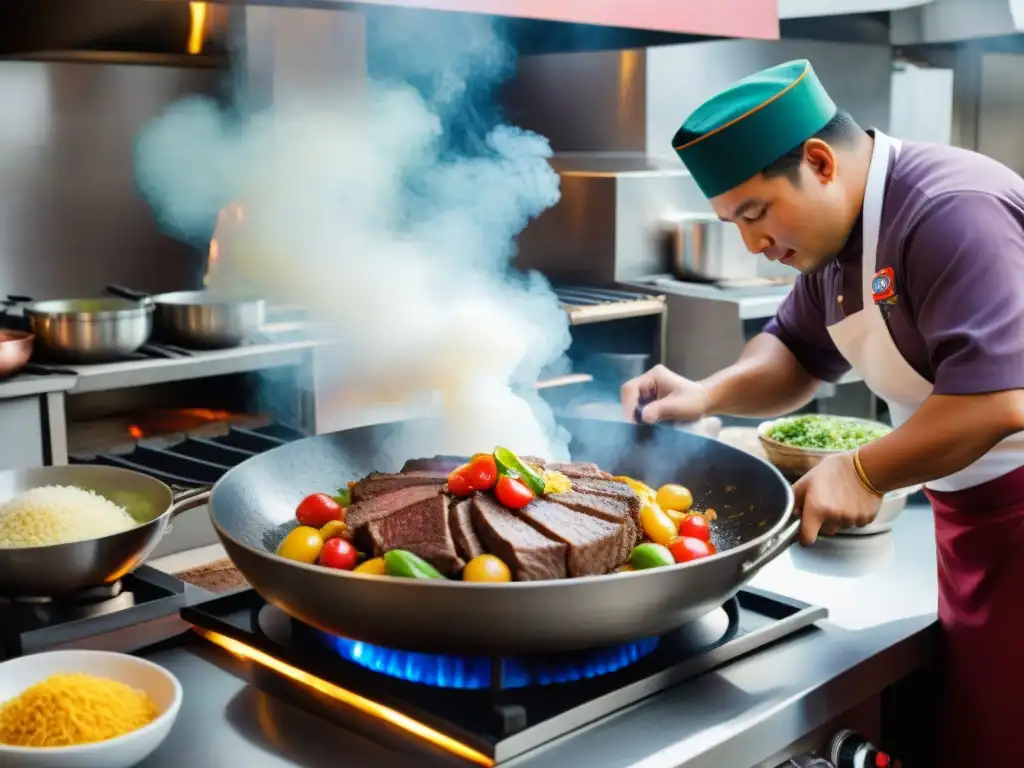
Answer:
[{"left": 70, "top": 423, "right": 305, "bottom": 486}]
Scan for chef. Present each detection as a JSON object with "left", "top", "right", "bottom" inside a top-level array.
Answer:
[{"left": 621, "top": 59, "right": 1024, "bottom": 766}]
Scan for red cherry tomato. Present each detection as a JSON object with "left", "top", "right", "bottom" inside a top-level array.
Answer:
[
  {"left": 447, "top": 465, "right": 475, "bottom": 496},
  {"left": 464, "top": 454, "right": 498, "bottom": 491},
  {"left": 669, "top": 536, "right": 715, "bottom": 563},
  {"left": 677, "top": 514, "right": 711, "bottom": 542},
  {"left": 296, "top": 493, "right": 345, "bottom": 528},
  {"left": 494, "top": 475, "right": 535, "bottom": 509},
  {"left": 318, "top": 537, "right": 358, "bottom": 570}
]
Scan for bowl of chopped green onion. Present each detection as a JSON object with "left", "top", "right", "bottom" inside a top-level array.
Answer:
[{"left": 756, "top": 414, "right": 893, "bottom": 477}]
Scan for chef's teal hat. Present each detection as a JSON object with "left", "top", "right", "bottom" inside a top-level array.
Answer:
[{"left": 672, "top": 60, "right": 837, "bottom": 198}]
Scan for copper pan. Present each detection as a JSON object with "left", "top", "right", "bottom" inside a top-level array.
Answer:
[{"left": 0, "top": 331, "right": 33, "bottom": 379}]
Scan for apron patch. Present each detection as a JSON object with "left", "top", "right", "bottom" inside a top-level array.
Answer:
[{"left": 871, "top": 267, "right": 897, "bottom": 305}]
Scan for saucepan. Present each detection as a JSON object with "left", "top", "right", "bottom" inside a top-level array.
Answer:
[
  {"left": 198, "top": 416, "right": 800, "bottom": 655},
  {"left": 0, "top": 466, "right": 209, "bottom": 597},
  {"left": 105, "top": 284, "right": 266, "bottom": 349},
  {"left": 19, "top": 297, "right": 153, "bottom": 363}
]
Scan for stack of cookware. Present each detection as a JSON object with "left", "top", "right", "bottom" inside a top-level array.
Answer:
[{"left": 0, "top": 286, "right": 266, "bottom": 367}]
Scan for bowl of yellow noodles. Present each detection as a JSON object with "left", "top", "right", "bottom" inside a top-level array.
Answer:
[{"left": 0, "top": 649, "right": 181, "bottom": 767}]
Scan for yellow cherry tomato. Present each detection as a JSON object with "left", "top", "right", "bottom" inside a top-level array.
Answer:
[
  {"left": 463, "top": 555, "right": 512, "bottom": 583},
  {"left": 663, "top": 507, "right": 687, "bottom": 531},
  {"left": 639, "top": 501, "right": 678, "bottom": 546},
  {"left": 276, "top": 526, "right": 324, "bottom": 564},
  {"left": 616, "top": 564, "right": 635, "bottom": 573},
  {"left": 656, "top": 484, "right": 694, "bottom": 512},
  {"left": 354, "top": 557, "right": 388, "bottom": 575},
  {"left": 614, "top": 476, "right": 657, "bottom": 503},
  {"left": 319, "top": 520, "right": 349, "bottom": 540}
]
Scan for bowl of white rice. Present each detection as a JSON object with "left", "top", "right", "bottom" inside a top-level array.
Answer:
[{"left": 0, "top": 466, "right": 204, "bottom": 597}]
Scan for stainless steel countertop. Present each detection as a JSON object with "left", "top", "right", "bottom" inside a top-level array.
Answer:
[
  {"left": 139, "top": 507, "right": 938, "bottom": 768},
  {"left": 0, "top": 338, "right": 322, "bottom": 400},
  {"left": 0, "top": 373, "right": 77, "bottom": 400}
]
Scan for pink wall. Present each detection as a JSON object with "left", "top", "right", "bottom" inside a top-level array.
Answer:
[{"left": 354, "top": 0, "right": 779, "bottom": 39}]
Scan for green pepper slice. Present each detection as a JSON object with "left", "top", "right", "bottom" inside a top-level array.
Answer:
[{"left": 493, "top": 447, "right": 546, "bottom": 496}]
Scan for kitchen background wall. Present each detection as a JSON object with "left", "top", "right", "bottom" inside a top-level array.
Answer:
[
  {"left": 0, "top": 60, "right": 224, "bottom": 299},
  {"left": 0, "top": 9, "right": 1021, "bottom": 301}
]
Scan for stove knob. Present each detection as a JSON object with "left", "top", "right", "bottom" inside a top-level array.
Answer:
[{"left": 828, "top": 729, "right": 899, "bottom": 768}]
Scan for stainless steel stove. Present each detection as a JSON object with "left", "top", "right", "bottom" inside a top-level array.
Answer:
[{"left": 176, "top": 587, "right": 827, "bottom": 766}]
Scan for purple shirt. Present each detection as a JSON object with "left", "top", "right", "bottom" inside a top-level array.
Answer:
[{"left": 764, "top": 139, "right": 1024, "bottom": 395}]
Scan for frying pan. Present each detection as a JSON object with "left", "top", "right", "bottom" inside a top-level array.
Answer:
[
  {"left": 105, "top": 284, "right": 266, "bottom": 349},
  {"left": 203, "top": 417, "right": 800, "bottom": 655},
  {"left": 0, "top": 466, "right": 209, "bottom": 597}
]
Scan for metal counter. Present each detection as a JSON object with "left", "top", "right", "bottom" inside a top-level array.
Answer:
[{"left": 138, "top": 507, "right": 938, "bottom": 768}]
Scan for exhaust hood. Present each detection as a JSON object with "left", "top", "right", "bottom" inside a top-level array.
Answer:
[
  {"left": 340, "top": 0, "right": 778, "bottom": 39},
  {"left": 3, "top": 0, "right": 778, "bottom": 60}
]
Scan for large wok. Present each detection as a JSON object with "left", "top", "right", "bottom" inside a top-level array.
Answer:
[{"left": 206, "top": 417, "right": 799, "bottom": 655}]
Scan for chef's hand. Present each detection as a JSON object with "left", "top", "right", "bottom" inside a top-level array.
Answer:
[
  {"left": 792, "top": 452, "right": 883, "bottom": 545},
  {"left": 621, "top": 365, "right": 711, "bottom": 424}
]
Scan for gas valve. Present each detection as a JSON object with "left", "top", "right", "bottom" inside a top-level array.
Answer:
[{"left": 828, "top": 729, "right": 900, "bottom": 768}]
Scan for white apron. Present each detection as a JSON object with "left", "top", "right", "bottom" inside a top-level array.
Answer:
[{"left": 824, "top": 130, "right": 1024, "bottom": 491}]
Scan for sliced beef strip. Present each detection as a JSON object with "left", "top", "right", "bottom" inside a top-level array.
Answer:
[
  {"left": 402, "top": 456, "right": 467, "bottom": 473},
  {"left": 548, "top": 490, "right": 641, "bottom": 562},
  {"left": 515, "top": 499, "right": 627, "bottom": 577},
  {"left": 544, "top": 462, "right": 614, "bottom": 481},
  {"left": 346, "top": 484, "right": 444, "bottom": 531},
  {"left": 351, "top": 470, "right": 449, "bottom": 502},
  {"left": 366, "top": 494, "right": 465, "bottom": 574},
  {"left": 470, "top": 493, "right": 567, "bottom": 581},
  {"left": 569, "top": 477, "right": 639, "bottom": 503},
  {"left": 449, "top": 498, "right": 485, "bottom": 561}
]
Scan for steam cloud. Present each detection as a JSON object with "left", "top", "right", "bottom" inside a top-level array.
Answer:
[{"left": 134, "top": 9, "right": 573, "bottom": 460}]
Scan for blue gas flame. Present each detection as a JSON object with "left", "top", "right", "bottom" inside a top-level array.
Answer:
[{"left": 317, "top": 632, "right": 660, "bottom": 690}]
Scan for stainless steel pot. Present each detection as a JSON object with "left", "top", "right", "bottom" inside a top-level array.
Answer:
[
  {"left": 201, "top": 416, "right": 799, "bottom": 655},
  {"left": 24, "top": 298, "right": 153, "bottom": 363},
  {"left": 0, "top": 466, "right": 209, "bottom": 596},
  {"left": 106, "top": 285, "right": 266, "bottom": 349},
  {"left": 663, "top": 212, "right": 756, "bottom": 282}
]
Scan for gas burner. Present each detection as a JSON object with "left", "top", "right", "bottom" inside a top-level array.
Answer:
[
  {"left": 182, "top": 588, "right": 828, "bottom": 765},
  {"left": 0, "top": 566, "right": 187, "bottom": 660},
  {"left": 314, "top": 632, "right": 661, "bottom": 690}
]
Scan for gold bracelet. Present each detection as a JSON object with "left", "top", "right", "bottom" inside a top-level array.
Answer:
[{"left": 852, "top": 448, "right": 883, "bottom": 497}]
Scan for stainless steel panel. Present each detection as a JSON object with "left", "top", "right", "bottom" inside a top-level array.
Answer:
[
  {"left": 506, "top": 50, "right": 648, "bottom": 153},
  {"left": 515, "top": 165, "right": 718, "bottom": 284},
  {"left": 0, "top": 397, "right": 46, "bottom": 470},
  {"left": 0, "top": 60, "right": 223, "bottom": 299},
  {"left": 977, "top": 52, "right": 1024, "bottom": 173}
]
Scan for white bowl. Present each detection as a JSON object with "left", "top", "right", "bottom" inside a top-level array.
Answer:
[{"left": 0, "top": 650, "right": 182, "bottom": 768}]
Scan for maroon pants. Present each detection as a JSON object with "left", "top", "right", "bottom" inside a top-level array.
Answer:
[{"left": 925, "top": 465, "right": 1024, "bottom": 768}]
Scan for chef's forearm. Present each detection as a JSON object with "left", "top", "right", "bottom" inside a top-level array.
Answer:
[
  {"left": 699, "top": 333, "right": 822, "bottom": 418},
  {"left": 858, "top": 391, "right": 1024, "bottom": 492}
]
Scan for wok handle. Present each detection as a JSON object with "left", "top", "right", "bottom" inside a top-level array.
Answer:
[
  {"left": 740, "top": 517, "right": 801, "bottom": 576},
  {"left": 168, "top": 484, "right": 212, "bottom": 517}
]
